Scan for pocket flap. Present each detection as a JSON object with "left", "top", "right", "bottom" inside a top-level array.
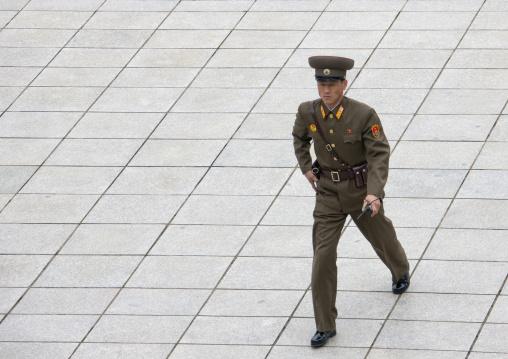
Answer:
[{"left": 343, "top": 134, "right": 361, "bottom": 144}]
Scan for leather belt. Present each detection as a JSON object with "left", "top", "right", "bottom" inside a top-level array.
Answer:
[{"left": 320, "top": 168, "right": 355, "bottom": 182}]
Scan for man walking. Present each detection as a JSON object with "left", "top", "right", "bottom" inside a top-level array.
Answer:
[{"left": 292, "top": 56, "right": 410, "bottom": 347}]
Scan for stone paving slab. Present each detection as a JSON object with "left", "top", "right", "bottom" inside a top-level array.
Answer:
[
  {"left": 130, "top": 139, "right": 227, "bottom": 166},
  {"left": 20, "top": 166, "right": 121, "bottom": 194},
  {"left": 150, "top": 224, "right": 252, "bottom": 256},
  {"left": 1, "top": 112, "right": 82, "bottom": 138},
  {"left": 34, "top": 255, "right": 142, "bottom": 288},
  {"left": 86, "top": 315, "right": 192, "bottom": 344},
  {"left": 33, "top": 67, "right": 121, "bottom": 87},
  {"left": 402, "top": 115, "right": 497, "bottom": 141},
  {"left": 83, "top": 194, "right": 186, "bottom": 224},
  {"left": 106, "top": 288, "right": 210, "bottom": 316},
  {"left": 50, "top": 48, "right": 137, "bottom": 67},
  {"left": 0, "top": 314, "right": 99, "bottom": 342},
  {"left": 368, "top": 349, "right": 467, "bottom": 359},
  {"left": 374, "top": 320, "right": 481, "bottom": 351},
  {"left": 0, "top": 1, "right": 507, "bottom": 358},
  {"left": 0, "top": 194, "right": 100, "bottom": 223},
  {"left": 73, "top": 343, "right": 174, "bottom": 359},
  {"left": 69, "top": 112, "right": 163, "bottom": 139},
  {"left": 6, "top": 10, "right": 92, "bottom": 29},
  {"left": 181, "top": 316, "right": 287, "bottom": 345},
  {"left": 170, "top": 344, "right": 269, "bottom": 359},
  {"left": 0, "top": 224, "right": 76, "bottom": 254},
  {"left": 60, "top": 224, "right": 164, "bottom": 255},
  {"left": 12, "top": 288, "right": 118, "bottom": 315}
]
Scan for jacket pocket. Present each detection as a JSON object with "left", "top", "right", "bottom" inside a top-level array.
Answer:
[{"left": 343, "top": 134, "right": 361, "bottom": 144}]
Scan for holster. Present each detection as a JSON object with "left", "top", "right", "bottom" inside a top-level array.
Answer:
[
  {"left": 352, "top": 162, "right": 368, "bottom": 188},
  {"left": 312, "top": 159, "right": 320, "bottom": 179}
]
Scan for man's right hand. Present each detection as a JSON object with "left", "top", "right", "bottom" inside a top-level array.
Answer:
[{"left": 304, "top": 170, "right": 319, "bottom": 192}]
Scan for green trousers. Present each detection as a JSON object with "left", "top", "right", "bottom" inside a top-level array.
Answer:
[{"left": 312, "top": 190, "right": 409, "bottom": 332}]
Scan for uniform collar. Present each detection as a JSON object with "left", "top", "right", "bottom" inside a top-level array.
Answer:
[
  {"left": 320, "top": 97, "right": 347, "bottom": 120},
  {"left": 325, "top": 102, "right": 341, "bottom": 113}
]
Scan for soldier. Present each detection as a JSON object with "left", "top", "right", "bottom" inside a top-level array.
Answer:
[{"left": 292, "top": 56, "right": 410, "bottom": 347}]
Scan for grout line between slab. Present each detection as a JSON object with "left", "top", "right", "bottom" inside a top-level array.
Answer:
[
  {"left": 39, "top": 2, "right": 241, "bottom": 356},
  {"left": 163, "top": 11, "right": 314, "bottom": 359},
  {"left": 4, "top": 1, "right": 300, "bottom": 356},
  {"left": 465, "top": 273, "right": 508, "bottom": 358},
  {"left": 365, "top": 1, "right": 505, "bottom": 357},
  {"left": 258, "top": 0, "right": 366, "bottom": 355},
  {"left": 0, "top": 0, "right": 31, "bottom": 30},
  {"left": 0, "top": 0, "right": 111, "bottom": 326},
  {"left": 0, "top": 0, "right": 507, "bottom": 357},
  {"left": 331, "top": 0, "right": 421, "bottom": 241}
]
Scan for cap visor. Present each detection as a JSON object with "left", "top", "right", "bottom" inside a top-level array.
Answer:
[{"left": 315, "top": 76, "right": 343, "bottom": 82}]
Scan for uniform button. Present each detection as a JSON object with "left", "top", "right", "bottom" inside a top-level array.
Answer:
[
  {"left": 331, "top": 144, "right": 335, "bottom": 148},
  {"left": 334, "top": 157, "right": 338, "bottom": 161},
  {"left": 329, "top": 114, "right": 333, "bottom": 119},
  {"left": 329, "top": 129, "right": 333, "bottom": 134}
]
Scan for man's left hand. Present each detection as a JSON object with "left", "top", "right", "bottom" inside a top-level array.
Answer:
[{"left": 362, "top": 194, "right": 382, "bottom": 217}]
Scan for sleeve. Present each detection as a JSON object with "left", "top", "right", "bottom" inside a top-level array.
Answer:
[
  {"left": 292, "top": 103, "right": 313, "bottom": 174},
  {"left": 362, "top": 109, "right": 390, "bottom": 198}
]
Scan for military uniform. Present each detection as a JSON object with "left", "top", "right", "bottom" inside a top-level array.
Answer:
[{"left": 292, "top": 56, "right": 410, "bottom": 341}]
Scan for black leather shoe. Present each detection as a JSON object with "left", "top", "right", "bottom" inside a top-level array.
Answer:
[
  {"left": 392, "top": 271, "right": 410, "bottom": 294},
  {"left": 310, "top": 329, "right": 336, "bottom": 347}
]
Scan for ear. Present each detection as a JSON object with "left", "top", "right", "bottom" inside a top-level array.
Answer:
[{"left": 342, "top": 79, "right": 348, "bottom": 90}]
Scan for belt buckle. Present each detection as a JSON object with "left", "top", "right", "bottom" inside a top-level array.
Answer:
[{"left": 330, "top": 171, "right": 340, "bottom": 182}]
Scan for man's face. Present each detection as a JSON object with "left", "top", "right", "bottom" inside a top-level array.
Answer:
[{"left": 317, "top": 80, "right": 347, "bottom": 108}]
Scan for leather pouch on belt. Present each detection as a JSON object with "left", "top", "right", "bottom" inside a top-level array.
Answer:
[{"left": 352, "top": 163, "right": 368, "bottom": 188}]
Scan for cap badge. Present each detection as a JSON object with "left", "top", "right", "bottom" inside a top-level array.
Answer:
[
  {"left": 372, "top": 125, "right": 380, "bottom": 138},
  {"left": 323, "top": 69, "right": 330, "bottom": 75},
  {"left": 310, "top": 124, "right": 317, "bottom": 132}
]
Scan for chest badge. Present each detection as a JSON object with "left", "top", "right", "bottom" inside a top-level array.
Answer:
[
  {"left": 372, "top": 125, "right": 380, "bottom": 138},
  {"left": 310, "top": 124, "right": 317, "bottom": 132},
  {"left": 347, "top": 129, "right": 352, "bottom": 133}
]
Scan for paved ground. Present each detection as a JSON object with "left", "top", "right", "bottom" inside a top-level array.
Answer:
[{"left": 0, "top": 0, "right": 507, "bottom": 358}]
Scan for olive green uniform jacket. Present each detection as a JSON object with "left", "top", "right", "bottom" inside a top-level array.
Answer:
[{"left": 292, "top": 96, "right": 390, "bottom": 212}]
